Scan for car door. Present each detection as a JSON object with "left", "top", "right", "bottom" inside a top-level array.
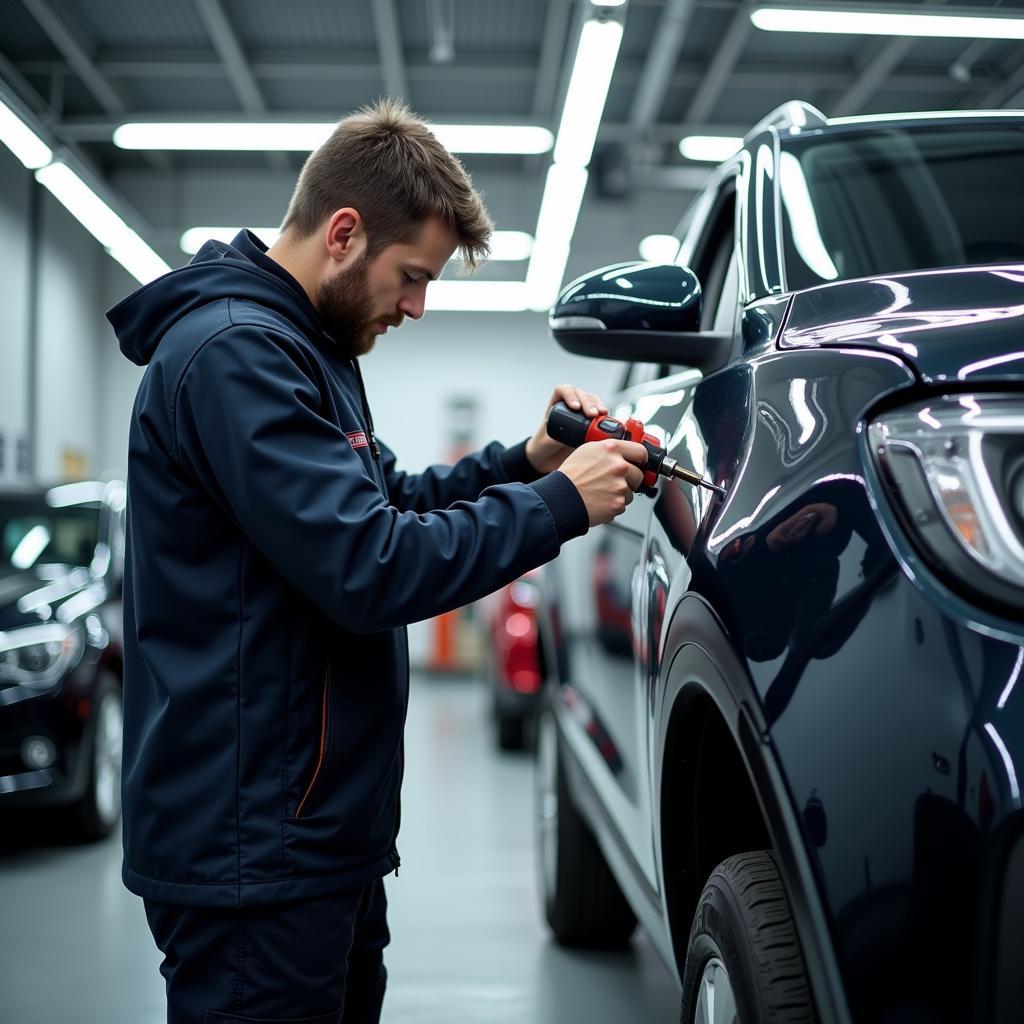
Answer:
[{"left": 559, "top": 178, "right": 742, "bottom": 892}]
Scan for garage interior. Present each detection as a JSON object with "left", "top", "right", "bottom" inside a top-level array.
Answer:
[{"left": 2, "top": 2, "right": 1024, "bottom": 1022}]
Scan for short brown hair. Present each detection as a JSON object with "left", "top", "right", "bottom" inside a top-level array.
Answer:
[{"left": 280, "top": 97, "right": 492, "bottom": 268}]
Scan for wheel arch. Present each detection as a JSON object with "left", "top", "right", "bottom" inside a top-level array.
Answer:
[{"left": 655, "top": 594, "right": 852, "bottom": 1024}]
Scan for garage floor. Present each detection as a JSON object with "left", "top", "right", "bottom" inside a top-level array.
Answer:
[{"left": 0, "top": 676, "right": 679, "bottom": 1024}]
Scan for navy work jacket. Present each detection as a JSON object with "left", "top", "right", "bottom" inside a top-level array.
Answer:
[{"left": 107, "top": 230, "right": 587, "bottom": 907}]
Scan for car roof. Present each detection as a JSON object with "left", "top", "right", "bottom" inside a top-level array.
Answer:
[{"left": 747, "top": 101, "right": 1024, "bottom": 146}]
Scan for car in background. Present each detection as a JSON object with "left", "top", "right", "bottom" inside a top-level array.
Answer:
[
  {"left": 533, "top": 103, "right": 1024, "bottom": 1024},
  {"left": 0, "top": 480, "right": 126, "bottom": 840},
  {"left": 481, "top": 570, "right": 544, "bottom": 750}
]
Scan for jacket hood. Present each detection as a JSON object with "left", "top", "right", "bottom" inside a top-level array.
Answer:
[{"left": 107, "top": 230, "right": 327, "bottom": 366}]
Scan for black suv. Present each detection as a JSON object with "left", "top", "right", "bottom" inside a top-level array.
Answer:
[
  {"left": 0, "top": 480, "right": 126, "bottom": 840},
  {"left": 534, "top": 104, "right": 1023, "bottom": 1024}
]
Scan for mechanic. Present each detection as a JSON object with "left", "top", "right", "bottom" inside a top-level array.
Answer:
[{"left": 107, "top": 98, "right": 647, "bottom": 1024}]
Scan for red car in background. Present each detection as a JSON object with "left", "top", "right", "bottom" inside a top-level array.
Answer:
[{"left": 481, "top": 570, "right": 543, "bottom": 750}]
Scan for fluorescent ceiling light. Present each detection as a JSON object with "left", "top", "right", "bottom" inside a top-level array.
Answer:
[
  {"left": 0, "top": 96, "right": 52, "bottom": 169},
  {"left": 475, "top": 230, "right": 534, "bottom": 263},
  {"left": 181, "top": 226, "right": 281, "bottom": 254},
  {"left": 751, "top": 4, "right": 1024, "bottom": 39},
  {"left": 679, "top": 135, "right": 743, "bottom": 162},
  {"left": 553, "top": 19, "right": 625, "bottom": 168},
  {"left": 114, "top": 122, "right": 553, "bottom": 155},
  {"left": 180, "top": 227, "right": 534, "bottom": 262},
  {"left": 526, "top": 165, "right": 590, "bottom": 311},
  {"left": 639, "top": 234, "right": 681, "bottom": 263},
  {"left": 591, "top": 0, "right": 627, "bottom": 6},
  {"left": 35, "top": 161, "right": 170, "bottom": 284},
  {"left": 526, "top": 13, "right": 626, "bottom": 311},
  {"left": 424, "top": 281, "right": 529, "bottom": 312}
]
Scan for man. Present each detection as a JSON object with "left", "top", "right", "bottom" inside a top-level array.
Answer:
[{"left": 108, "top": 98, "right": 645, "bottom": 1024}]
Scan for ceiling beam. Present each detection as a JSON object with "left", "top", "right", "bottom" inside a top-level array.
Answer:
[
  {"left": 20, "top": 0, "right": 124, "bottom": 113},
  {"left": 629, "top": 0, "right": 696, "bottom": 129},
  {"left": 194, "top": 0, "right": 286, "bottom": 172},
  {"left": 684, "top": 1, "right": 752, "bottom": 123},
  {"left": 14, "top": 54, "right": 997, "bottom": 96},
  {"left": 195, "top": 0, "right": 264, "bottom": 111},
  {"left": 532, "top": 0, "right": 574, "bottom": 118},
  {"left": 371, "top": 0, "right": 408, "bottom": 99},
  {"left": 978, "top": 59, "right": 1024, "bottom": 109},
  {"left": 831, "top": 0, "right": 953, "bottom": 116},
  {"left": 19, "top": 0, "right": 171, "bottom": 171}
]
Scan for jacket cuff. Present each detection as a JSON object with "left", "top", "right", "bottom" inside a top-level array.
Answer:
[
  {"left": 530, "top": 471, "right": 589, "bottom": 544},
  {"left": 501, "top": 439, "right": 544, "bottom": 483}
]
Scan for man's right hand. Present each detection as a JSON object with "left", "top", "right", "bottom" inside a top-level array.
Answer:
[{"left": 559, "top": 440, "right": 649, "bottom": 527}]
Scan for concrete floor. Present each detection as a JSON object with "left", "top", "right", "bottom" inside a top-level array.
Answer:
[{"left": 0, "top": 676, "right": 679, "bottom": 1023}]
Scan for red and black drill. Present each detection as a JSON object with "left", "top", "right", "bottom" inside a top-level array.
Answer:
[{"left": 546, "top": 401, "right": 725, "bottom": 497}]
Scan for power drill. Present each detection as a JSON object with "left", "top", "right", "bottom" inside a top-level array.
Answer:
[{"left": 546, "top": 401, "right": 726, "bottom": 497}]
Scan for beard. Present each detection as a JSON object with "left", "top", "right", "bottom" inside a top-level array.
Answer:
[{"left": 316, "top": 253, "right": 377, "bottom": 360}]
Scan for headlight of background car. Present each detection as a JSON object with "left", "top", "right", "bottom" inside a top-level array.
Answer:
[
  {"left": 868, "top": 393, "right": 1024, "bottom": 617},
  {"left": 0, "top": 624, "right": 85, "bottom": 689}
]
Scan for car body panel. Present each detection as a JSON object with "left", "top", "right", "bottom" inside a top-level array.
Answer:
[{"left": 781, "top": 264, "right": 1024, "bottom": 384}]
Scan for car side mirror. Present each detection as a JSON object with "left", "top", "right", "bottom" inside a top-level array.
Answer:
[{"left": 549, "top": 261, "right": 732, "bottom": 373}]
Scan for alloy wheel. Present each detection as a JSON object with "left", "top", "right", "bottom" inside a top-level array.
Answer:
[{"left": 694, "top": 957, "right": 738, "bottom": 1024}]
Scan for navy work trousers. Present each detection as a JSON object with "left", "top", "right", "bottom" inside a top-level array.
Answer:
[{"left": 143, "top": 878, "right": 389, "bottom": 1024}]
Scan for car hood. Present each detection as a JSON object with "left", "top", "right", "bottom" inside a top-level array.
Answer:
[
  {"left": 779, "top": 264, "right": 1024, "bottom": 385},
  {"left": 0, "top": 565, "right": 96, "bottom": 630}
]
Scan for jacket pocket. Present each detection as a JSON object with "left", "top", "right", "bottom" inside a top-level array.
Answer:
[{"left": 294, "top": 664, "right": 331, "bottom": 818}]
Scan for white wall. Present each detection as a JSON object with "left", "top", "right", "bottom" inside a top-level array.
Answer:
[
  {"left": 0, "top": 145, "right": 33, "bottom": 485},
  {"left": 33, "top": 193, "right": 106, "bottom": 483}
]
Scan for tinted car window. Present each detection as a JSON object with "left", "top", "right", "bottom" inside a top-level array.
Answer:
[
  {"left": 781, "top": 125, "right": 1024, "bottom": 291},
  {"left": 0, "top": 500, "right": 99, "bottom": 569}
]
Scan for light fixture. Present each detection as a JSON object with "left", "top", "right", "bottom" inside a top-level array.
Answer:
[
  {"left": 114, "top": 122, "right": 554, "bottom": 155},
  {"left": 751, "top": 4, "right": 1024, "bottom": 40},
  {"left": 679, "top": 135, "right": 743, "bottom": 162},
  {"left": 526, "top": 13, "right": 626, "bottom": 311},
  {"left": 0, "top": 95, "right": 52, "bottom": 169},
  {"left": 638, "top": 234, "right": 681, "bottom": 263},
  {"left": 179, "top": 226, "right": 534, "bottom": 265},
  {"left": 424, "top": 281, "right": 529, "bottom": 312},
  {"left": 34, "top": 161, "right": 170, "bottom": 285},
  {"left": 180, "top": 227, "right": 281, "bottom": 254},
  {"left": 553, "top": 19, "right": 626, "bottom": 168},
  {"left": 526, "top": 165, "right": 590, "bottom": 311}
]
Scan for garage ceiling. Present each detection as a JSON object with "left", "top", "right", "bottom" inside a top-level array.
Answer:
[{"left": 2, "top": 0, "right": 1024, "bottom": 282}]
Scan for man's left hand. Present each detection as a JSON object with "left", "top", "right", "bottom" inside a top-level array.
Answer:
[{"left": 525, "top": 385, "right": 609, "bottom": 475}]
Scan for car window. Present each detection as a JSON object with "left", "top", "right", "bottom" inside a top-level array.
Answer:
[
  {"left": 619, "top": 362, "right": 666, "bottom": 392},
  {"left": 781, "top": 125, "right": 1024, "bottom": 290},
  {"left": 712, "top": 250, "right": 740, "bottom": 336}
]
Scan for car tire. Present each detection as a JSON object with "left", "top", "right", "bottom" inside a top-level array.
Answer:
[
  {"left": 534, "top": 706, "right": 636, "bottom": 947},
  {"left": 69, "top": 672, "right": 123, "bottom": 842},
  {"left": 680, "top": 850, "right": 815, "bottom": 1023},
  {"left": 497, "top": 708, "right": 526, "bottom": 751}
]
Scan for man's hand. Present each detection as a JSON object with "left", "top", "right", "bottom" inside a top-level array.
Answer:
[
  {"left": 525, "top": 385, "right": 609, "bottom": 475},
  {"left": 559, "top": 440, "right": 648, "bottom": 527}
]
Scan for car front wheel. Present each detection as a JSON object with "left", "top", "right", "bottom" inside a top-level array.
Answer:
[
  {"left": 69, "top": 673, "right": 123, "bottom": 841},
  {"left": 534, "top": 706, "right": 636, "bottom": 947},
  {"left": 680, "top": 851, "right": 815, "bottom": 1023}
]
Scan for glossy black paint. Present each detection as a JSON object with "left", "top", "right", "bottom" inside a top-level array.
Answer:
[
  {"left": 553, "top": 261, "right": 702, "bottom": 332},
  {"left": 0, "top": 486, "right": 125, "bottom": 809},
  {"left": 781, "top": 265, "right": 1024, "bottom": 384},
  {"left": 541, "top": 110, "right": 1024, "bottom": 1024}
]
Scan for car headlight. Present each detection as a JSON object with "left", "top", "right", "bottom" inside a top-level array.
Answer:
[
  {"left": 0, "top": 624, "right": 85, "bottom": 689},
  {"left": 868, "top": 394, "right": 1024, "bottom": 616}
]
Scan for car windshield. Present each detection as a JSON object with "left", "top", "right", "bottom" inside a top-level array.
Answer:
[
  {"left": 0, "top": 498, "right": 100, "bottom": 571},
  {"left": 780, "top": 124, "right": 1024, "bottom": 291}
]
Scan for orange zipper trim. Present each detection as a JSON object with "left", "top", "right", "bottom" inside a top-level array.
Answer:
[{"left": 295, "top": 666, "right": 330, "bottom": 818}]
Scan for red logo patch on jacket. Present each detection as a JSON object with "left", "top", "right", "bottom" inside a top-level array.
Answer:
[{"left": 347, "top": 431, "right": 369, "bottom": 450}]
